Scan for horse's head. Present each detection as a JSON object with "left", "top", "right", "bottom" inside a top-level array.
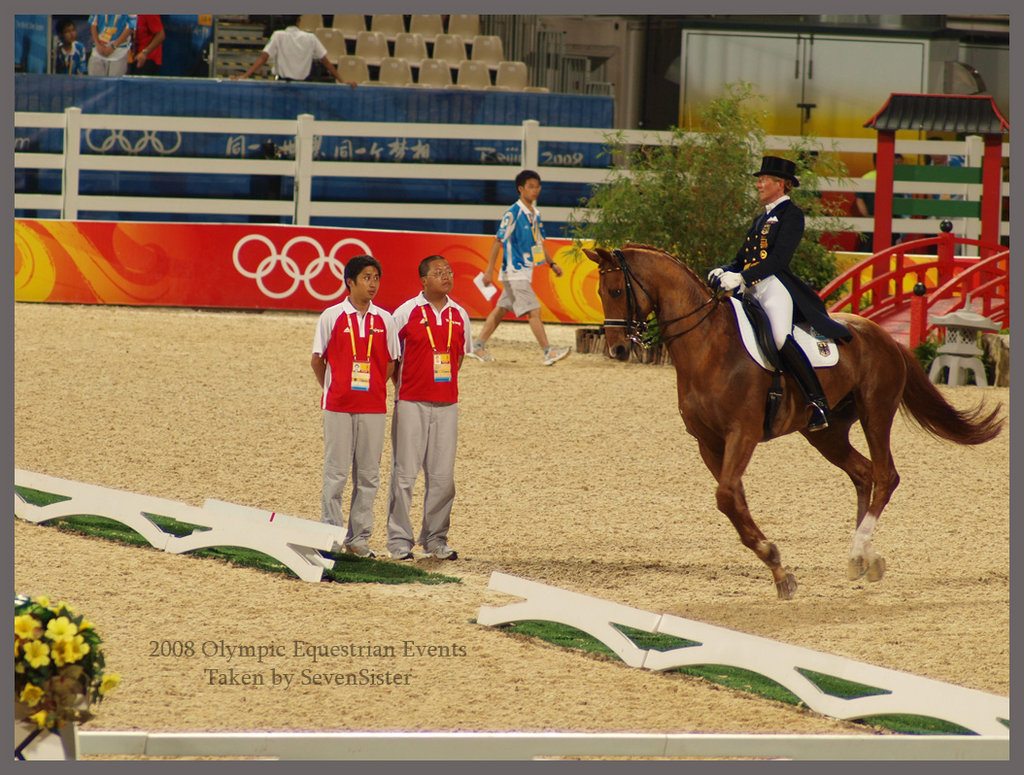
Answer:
[{"left": 584, "top": 245, "right": 656, "bottom": 362}]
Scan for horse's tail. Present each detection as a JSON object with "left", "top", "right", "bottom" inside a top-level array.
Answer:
[{"left": 898, "top": 345, "right": 1004, "bottom": 444}]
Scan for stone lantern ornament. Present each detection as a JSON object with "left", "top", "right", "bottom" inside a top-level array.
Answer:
[{"left": 927, "top": 304, "right": 1001, "bottom": 387}]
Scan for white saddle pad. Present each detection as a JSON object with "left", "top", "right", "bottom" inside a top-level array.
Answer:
[{"left": 728, "top": 296, "right": 839, "bottom": 371}]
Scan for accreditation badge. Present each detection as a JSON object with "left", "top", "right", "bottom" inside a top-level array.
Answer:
[
  {"left": 433, "top": 353, "right": 452, "bottom": 383},
  {"left": 351, "top": 361, "right": 371, "bottom": 391},
  {"left": 531, "top": 244, "right": 546, "bottom": 265}
]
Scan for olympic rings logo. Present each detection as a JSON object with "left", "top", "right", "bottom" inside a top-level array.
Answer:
[
  {"left": 85, "top": 129, "right": 182, "bottom": 155},
  {"left": 232, "top": 235, "right": 372, "bottom": 301}
]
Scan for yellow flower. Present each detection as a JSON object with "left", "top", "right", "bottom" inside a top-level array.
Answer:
[
  {"left": 45, "top": 616, "right": 78, "bottom": 642},
  {"left": 22, "top": 640, "right": 51, "bottom": 669},
  {"left": 78, "top": 619, "right": 94, "bottom": 631},
  {"left": 51, "top": 635, "right": 90, "bottom": 667},
  {"left": 28, "top": 710, "right": 49, "bottom": 730},
  {"left": 35, "top": 596, "right": 50, "bottom": 608},
  {"left": 19, "top": 683, "right": 46, "bottom": 707},
  {"left": 99, "top": 673, "right": 121, "bottom": 695},
  {"left": 14, "top": 614, "right": 40, "bottom": 640}
]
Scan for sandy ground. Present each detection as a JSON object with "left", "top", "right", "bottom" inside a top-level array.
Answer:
[{"left": 13, "top": 303, "right": 1009, "bottom": 750}]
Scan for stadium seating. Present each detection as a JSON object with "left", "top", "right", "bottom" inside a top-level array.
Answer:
[
  {"left": 370, "top": 14, "right": 405, "bottom": 38},
  {"left": 331, "top": 14, "right": 366, "bottom": 37},
  {"left": 431, "top": 34, "right": 466, "bottom": 67},
  {"left": 393, "top": 32, "right": 428, "bottom": 67},
  {"left": 297, "top": 14, "right": 322, "bottom": 32},
  {"left": 354, "top": 30, "right": 388, "bottom": 66},
  {"left": 489, "top": 60, "right": 529, "bottom": 91},
  {"left": 447, "top": 14, "right": 479, "bottom": 41},
  {"left": 469, "top": 35, "right": 504, "bottom": 66},
  {"left": 335, "top": 54, "right": 370, "bottom": 85},
  {"left": 409, "top": 14, "right": 443, "bottom": 41},
  {"left": 377, "top": 57, "right": 414, "bottom": 87},
  {"left": 314, "top": 28, "right": 348, "bottom": 62},
  {"left": 449, "top": 59, "right": 491, "bottom": 90},
  {"left": 415, "top": 59, "right": 453, "bottom": 88}
]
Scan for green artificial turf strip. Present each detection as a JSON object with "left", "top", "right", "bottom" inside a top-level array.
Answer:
[
  {"left": 16, "top": 485, "right": 458, "bottom": 585},
  {"left": 493, "top": 620, "right": 978, "bottom": 736}
]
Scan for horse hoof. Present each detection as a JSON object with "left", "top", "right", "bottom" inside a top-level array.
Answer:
[
  {"left": 775, "top": 574, "right": 798, "bottom": 600},
  {"left": 866, "top": 556, "right": 886, "bottom": 582},
  {"left": 847, "top": 557, "right": 868, "bottom": 580}
]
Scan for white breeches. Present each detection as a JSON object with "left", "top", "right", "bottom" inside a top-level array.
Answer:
[{"left": 744, "top": 275, "right": 793, "bottom": 349}]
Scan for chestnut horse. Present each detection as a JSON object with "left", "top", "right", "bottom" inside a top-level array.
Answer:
[{"left": 586, "top": 244, "right": 1003, "bottom": 599}]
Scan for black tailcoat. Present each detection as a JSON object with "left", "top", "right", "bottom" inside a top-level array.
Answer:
[{"left": 724, "top": 199, "right": 851, "bottom": 341}]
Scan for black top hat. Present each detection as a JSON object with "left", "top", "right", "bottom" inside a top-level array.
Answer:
[{"left": 753, "top": 156, "right": 799, "bottom": 187}]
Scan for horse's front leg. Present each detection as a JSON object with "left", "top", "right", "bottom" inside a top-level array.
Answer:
[{"left": 705, "top": 433, "right": 798, "bottom": 600}]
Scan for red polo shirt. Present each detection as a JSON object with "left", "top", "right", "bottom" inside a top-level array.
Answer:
[
  {"left": 313, "top": 300, "right": 399, "bottom": 413},
  {"left": 393, "top": 293, "right": 471, "bottom": 404}
]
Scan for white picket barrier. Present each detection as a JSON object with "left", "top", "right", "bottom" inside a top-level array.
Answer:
[
  {"left": 14, "top": 469, "right": 340, "bottom": 582},
  {"left": 477, "top": 572, "right": 1010, "bottom": 738}
]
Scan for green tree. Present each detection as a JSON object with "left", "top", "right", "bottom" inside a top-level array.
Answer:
[{"left": 569, "top": 82, "right": 849, "bottom": 291}]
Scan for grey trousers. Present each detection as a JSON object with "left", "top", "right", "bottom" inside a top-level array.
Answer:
[
  {"left": 386, "top": 400, "right": 459, "bottom": 554},
  {"left": 321, "top": 410, "right": 387, "bottom": 549}
]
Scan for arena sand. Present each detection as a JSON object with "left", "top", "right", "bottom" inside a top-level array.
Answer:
[{"left": 13, "top": 303, "right": 1008, "bottom": 752}]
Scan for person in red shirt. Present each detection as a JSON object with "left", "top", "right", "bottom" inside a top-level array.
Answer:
[
  {"left": 385, "top": 255, "right": 472, "bottom": 561},
  {"left": 129, "top": 14, "right": 165, "bottom": 75},
  {"left": 311, "top": 255, "right": 400, "bottom": 558}
]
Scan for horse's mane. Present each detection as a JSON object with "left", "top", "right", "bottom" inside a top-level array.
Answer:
[{"left": 620, "top": 242, "right": 710, "bottom": 290}]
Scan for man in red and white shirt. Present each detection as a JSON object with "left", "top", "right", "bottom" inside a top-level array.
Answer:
[
  {"left": 385, "top": 255, "right": 472, "bottom": 561},
  {"left": 312, "top": 254, "right": 400, "bottom": 557}
]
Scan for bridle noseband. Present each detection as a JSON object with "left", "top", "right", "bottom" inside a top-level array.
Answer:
[{"left": 600, "top": 248, "right": 721, "bottom": 347}]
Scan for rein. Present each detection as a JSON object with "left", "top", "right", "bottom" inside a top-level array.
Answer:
[{"left": 600, "top": 248, "right": 721, "bottom": 346}]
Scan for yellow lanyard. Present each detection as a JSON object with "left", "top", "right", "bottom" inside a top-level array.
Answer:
[
  {"left": 527, "top": 209, "right": 540, "bottom": 244},
  {"left": 348, "top": 312, "right": 374, "bottom": 360},
  {"left": 421, "top": 305, "right": 452, "bottom": 353}
]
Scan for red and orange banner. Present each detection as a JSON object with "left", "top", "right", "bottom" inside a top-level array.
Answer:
[{"left": 14, "top": 219, "right": 604, "bottom": 324}]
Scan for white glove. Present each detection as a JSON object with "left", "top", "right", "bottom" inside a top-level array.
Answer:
[
  {"left": 718, "top": 271, "right": 743, "bottom": 292},
  {"left": 707, "top": 267, "right": 724, "bottom": 283}
]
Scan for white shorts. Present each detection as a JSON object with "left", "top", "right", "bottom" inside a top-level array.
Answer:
[{"left": 496, "top": 278, "right": 540, "bottom": 317}]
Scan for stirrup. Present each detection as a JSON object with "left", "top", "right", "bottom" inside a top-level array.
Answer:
[{"left": 807, "top": 401, "right": 830, "bottom": 432}]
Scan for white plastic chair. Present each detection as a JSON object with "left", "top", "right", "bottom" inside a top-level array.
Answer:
[
  {"left": 393, "top": 32, "right": 428, "bottom": 67},
  {"left": 415, "top": 59, "right": 453, "bottom": 88},
  {"left": 377, "top": 57, "right": 414, "bottom": 87}
]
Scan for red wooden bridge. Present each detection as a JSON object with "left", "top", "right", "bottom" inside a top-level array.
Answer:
[{"left": 820, "top": 231, "right": 1009, "bottom": 349}]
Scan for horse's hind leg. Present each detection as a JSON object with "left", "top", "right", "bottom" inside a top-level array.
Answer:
[
  {"left": 802, "top": 421, "right": 884, "bottom": 581},
  {"left": 699, "top": 436, "right": 798, "bottom": 600}
]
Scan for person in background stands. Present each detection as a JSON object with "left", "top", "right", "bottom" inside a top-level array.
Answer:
[
  {"left": 129, "top": 14, "right": 165, "bottom": 75},
  {"left": 231, "top": 14, "right": 356, "bottom": 86},
  {"left": 55, "top": 18, "right": 88, "bottom": 75},
  {"left": 88, "top": 13, "right": 135, "bottom": 76}
]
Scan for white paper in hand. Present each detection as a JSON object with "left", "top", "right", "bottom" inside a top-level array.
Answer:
[{"left": 474, "top": 272, "right": 498, "bottom": 301}]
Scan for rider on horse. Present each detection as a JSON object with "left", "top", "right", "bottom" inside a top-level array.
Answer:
[{"left": 709, "top": 155, "right": 851, "bottom": 431}]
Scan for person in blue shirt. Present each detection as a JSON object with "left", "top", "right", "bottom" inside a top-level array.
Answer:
[
  {"left": 472, "top": 170, "right": 571, "bottom": 366},
  {"left": 55, "top": 18, "right": 88, "bottom": 75},
  {"left": 88, "top": 14, "right": 135, "bottom": 76}
]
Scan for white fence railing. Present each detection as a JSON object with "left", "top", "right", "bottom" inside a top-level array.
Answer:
[{"left": 14, "top": 107, "right": 1010, "bottom": 238}]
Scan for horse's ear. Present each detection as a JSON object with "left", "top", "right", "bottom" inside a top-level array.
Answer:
[{"left": 583, "top": 247, "right": 611, "bottom": 265}]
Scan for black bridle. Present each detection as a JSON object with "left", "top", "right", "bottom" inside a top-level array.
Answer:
[{"left": 600, "top": 249, "right": 721, "bottom": 347}]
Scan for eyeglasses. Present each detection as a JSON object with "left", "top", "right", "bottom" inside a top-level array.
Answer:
[{"left": 428, "top": 270, "right": 454, "bottom": 279}]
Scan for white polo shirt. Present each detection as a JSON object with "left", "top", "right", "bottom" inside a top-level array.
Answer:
[{"left": 263, "top": 26, "right": 327, "bottom": 80}]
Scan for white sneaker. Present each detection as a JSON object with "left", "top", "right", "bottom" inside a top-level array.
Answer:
[
  {"left": 543, "top": 346, "right": 571, "bottom": 366},
  {"left": 471, "top": 340, "right": 495, "bottom": 362},
  {"left": 344, "top": 543, "right": 376, "bottom": 558},
  {"left": 427, "top": 544, "right": 458, "bottom": 560}
]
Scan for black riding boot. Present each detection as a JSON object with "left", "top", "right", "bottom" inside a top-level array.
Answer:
[{"left": 779, "top": 335, "right": 830, "bottom": 431}]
